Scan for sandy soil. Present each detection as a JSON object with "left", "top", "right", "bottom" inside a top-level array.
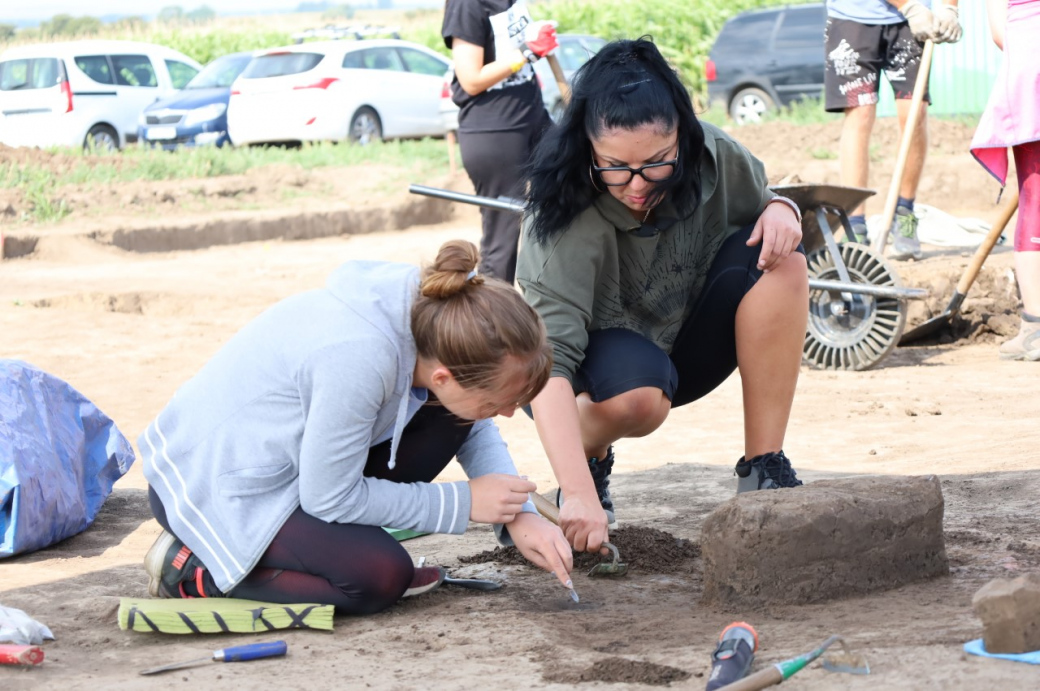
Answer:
[{"left": 2, "top": 120, "right": 1039, "bottom": 689}]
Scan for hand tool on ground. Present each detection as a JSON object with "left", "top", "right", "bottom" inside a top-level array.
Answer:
[
  {"left": 899, "top": 190, "right": 1020, "bottom": 344},
  {"left": 715, "top": 635, "right": 869, "bottom": 690},
  {"left": 872, "top": 38, "right": 934, "bottom": 255},
  {"left": 706, "top": 622, "right": 758, "bottom": 690},
  {"left": 0, "top": 644, "right": 44, "bottom": 666},
  {"left": 138, "top": 640, "right": 287, "bottom": 675},
  {"left": 443, "top": 575, "right": 503, "bottom": 591}
]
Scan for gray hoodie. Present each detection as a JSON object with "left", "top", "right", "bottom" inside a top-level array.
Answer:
[{"left": 140, "top": 260, "right": 528, "bottom": 592}]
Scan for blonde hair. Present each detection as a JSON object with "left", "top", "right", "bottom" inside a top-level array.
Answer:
[{"left": 411, "top": 240, "right": 552, "bottom": 406}]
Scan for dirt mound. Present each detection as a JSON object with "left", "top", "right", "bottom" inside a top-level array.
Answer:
[
  {"left": 544, "top": 657, "right": 692, "bottom": 686},
  {"left": 458, "top": 525, "right": 700, "bottom": 575}
]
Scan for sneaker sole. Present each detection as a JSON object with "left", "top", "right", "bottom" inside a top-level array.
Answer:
[
  {"left": 144, "top": 531, "right": 177, "bottom": 598},
  {"left": 402, "top": 566, "right": 446, "bottom": 598}
]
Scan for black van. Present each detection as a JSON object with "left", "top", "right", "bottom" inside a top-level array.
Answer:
[{"left": 706, "top": 3, "right": 826, "bottom": 124}]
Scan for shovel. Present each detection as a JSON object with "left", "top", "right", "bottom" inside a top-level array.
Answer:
[
  {"left": 899, "top": 191, "right": 1019, "bottom": 345},
  {"left": 715, "top": 635, "right": 869, "bottom": 690}
]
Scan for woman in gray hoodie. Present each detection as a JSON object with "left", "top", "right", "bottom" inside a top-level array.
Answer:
[{"left": 141, "top": 240, "right": 572, "bottom": 613}]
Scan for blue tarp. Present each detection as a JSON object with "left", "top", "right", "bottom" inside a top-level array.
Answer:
[{"left": 0, "top": 359, "right": 134, "bottom": 558}]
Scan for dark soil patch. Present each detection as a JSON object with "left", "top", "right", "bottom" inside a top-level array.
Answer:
[
  {"left": 458, "top": 525, "right": 700, "bottom": 574},
  {"left": 543, "top": 657, "right": 692, "bottom": 686}
]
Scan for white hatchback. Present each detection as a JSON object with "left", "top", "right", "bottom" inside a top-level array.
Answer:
[
  {"left": 226, "top": 39, "right": 450, "bottom": 146},
  {"left": 0, "top": 40, "right": 201, "bottom": 150}
]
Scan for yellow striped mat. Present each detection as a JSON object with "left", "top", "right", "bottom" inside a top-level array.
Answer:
[{"left": 118, "top": 598, "right": 335, "bottom": 634}]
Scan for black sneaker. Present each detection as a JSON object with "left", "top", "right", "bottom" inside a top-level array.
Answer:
[
  {"left": 144, "top": 530, "right": 221, "bottom": 598},
  {"left": 735, "top": 451, "right": 803, "bottom": 493},
  {"left": 557, "top": 447, "right": 618, "bottom": 530}
]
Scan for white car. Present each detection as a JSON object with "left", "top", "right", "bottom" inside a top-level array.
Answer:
[
  {"left": 0, "top": 40, "right": 201, "bottom": 150},
  {"left": 227, "top": 39, "right": 450, "bottom": 146}
]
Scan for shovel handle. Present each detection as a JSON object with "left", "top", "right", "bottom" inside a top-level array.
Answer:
[
  {"left": 715, "top": 664, "right": 784, "bottom": 691},
  {"left": 546, "top": 54, "right": 571, "bottom": 105},
  {"left": 872, "top": 38, "right": 934, "bottom": 254},
  {"left": 955, "top": 190, "right": 1019, "bottom": 295}
]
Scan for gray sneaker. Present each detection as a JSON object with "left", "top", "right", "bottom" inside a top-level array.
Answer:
[
  {"left": 849, "top": 221, "right": 870, "bottom": 244},
  {"left": 735, "top": 451, "right": 803, "bottom": 493},
  {"left": 889, "top": 208, "right": 923, "bottom": 260},
  {"left": 998, "top": 318, "right": 1040, "bottom": 361}
]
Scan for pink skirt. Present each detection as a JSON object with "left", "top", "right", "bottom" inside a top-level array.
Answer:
[{"left": 970, "top": 0, "right": 1040, "bottom": 185}]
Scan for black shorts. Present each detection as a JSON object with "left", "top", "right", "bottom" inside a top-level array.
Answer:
[
  {"left": 823, "top": 17, "right": 931, "bottom": 112},
  {"left": 569, "top": 225, "right": 804, "bottom": 409}
]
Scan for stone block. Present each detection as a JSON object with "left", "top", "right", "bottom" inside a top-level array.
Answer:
[
  {"left": 701, "top": 475, "right": 948, "bottom": 605},
  {"left": 972, "top": 574, "right": 1040, "bottom": 654}
]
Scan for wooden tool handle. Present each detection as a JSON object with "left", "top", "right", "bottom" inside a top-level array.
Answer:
[
  {"left": 546, "top": 54, "right": 571, "bottom": 105},
  {"left": 872, "top": 39, "right": 934, "bottom": 254},
  {"left": 529, "top": 491, "right": 560, "bottom": 525},
  {"left": 955, "top": 191, "right": 1019, "bottom": 294},
  {"left": 715, "top": 664, "right": 784, "bottom": 691}
]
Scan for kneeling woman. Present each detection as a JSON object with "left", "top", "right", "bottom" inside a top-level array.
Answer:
[{"left": 141, "top": 240, "right": 572, "bottom": 613}]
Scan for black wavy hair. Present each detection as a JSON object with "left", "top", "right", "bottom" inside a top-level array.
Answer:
[{"left": 525, "top": 37, "right": 705, "bottom": 245}]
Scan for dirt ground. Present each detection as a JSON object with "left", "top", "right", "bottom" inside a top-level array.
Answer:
[{"left": 2, "top": 120, "right": 1039, "bottom": 689}]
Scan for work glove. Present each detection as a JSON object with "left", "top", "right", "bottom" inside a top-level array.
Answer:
[
  {"left": 933, "top": 5, "right": 963, "bottom": 44},
  {"left": 523, "top": 21, "right": 559, "bottom": 61},
  {"left": 899, "top": 0, "right": 936, "bottom": 42}
]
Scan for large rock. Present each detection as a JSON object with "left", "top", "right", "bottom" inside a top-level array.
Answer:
[
  {"left": 701, "top": 475, "right": 948, "bottom": 605},
  {"left": 972, "top": 574, "right": 1040, "bottom": 653}
]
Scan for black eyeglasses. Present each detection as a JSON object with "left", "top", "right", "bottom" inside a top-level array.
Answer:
[{"left": 591, "top": 150, "right": 680, "bottom": 186}]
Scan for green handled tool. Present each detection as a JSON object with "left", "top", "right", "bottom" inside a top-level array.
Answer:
[
  {"left": 715, "top": 635, "right": 868, "bottom": 690},
  {"left": 139, "top": 640, "right": 288, "bottom": 675}
]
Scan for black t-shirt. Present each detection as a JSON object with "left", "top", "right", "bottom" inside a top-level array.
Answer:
[{"left": 441, "top": 0, "right": 548, "bottom": 133}]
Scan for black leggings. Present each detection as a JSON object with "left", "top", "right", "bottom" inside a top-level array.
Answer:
[
  {"left": 458, "top": 120, "right": 547, "bottom": 283},
  {"left": 149, "top": 403, "right": 472, "bottom": 614}
]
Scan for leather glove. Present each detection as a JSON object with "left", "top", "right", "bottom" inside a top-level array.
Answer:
[
  {"left": 899, "top": 0, "right": 936, "bottom": 42},
  {"left": 523, "top": 21, "right": 559, "bottom": 60},
  {"left": 933, "top": 5, "right": 963, "bottom": 44}
]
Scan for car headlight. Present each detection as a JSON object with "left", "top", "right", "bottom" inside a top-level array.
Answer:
[{"left": 184, "top": 103, "right": 228, "bottom": 128}]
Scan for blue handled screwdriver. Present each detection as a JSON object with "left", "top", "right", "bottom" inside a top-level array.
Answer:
[{"left": 139, "top": 640, "right": 287, "bottom": 675}]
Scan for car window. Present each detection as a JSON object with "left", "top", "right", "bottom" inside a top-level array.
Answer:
[
  {"left": 0, "top": 58, "right": 63, "bottom": 91},
  {"left": 165, "top": 59, "right": 199, "bottom": 89},
  {"left": 717, "top": 13, "right": 779, "bottom": 53},
  {"left": 188, "top": 54, "right": 253, "bottom": 88},
  {"left": 342, "top": 51, "right": 363, "bottom": 69},
  {"left": 556, "top": 40, "right": 599, "bottom": 72},
  {"left": 398, "top": 48, "right": 446, "bottom": 76},
  {"left": 774, "top": 8, "right": 825, "bottom": 50},
  {"left": 75, "top": 55, "right": 114, "bottom": 84},
  {"left": 111, "top": 54, "right": 157, "bottom": 87},
  {"left": 359, "top": 48, "right": 405, "bottom": 72},
  {"left": 241, "top": 52, "right": 323, "bottom": 79}
]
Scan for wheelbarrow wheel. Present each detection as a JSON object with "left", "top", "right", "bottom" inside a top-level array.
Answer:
[{"left": 803, "top": 243, "right": 907, "bottom": 371}]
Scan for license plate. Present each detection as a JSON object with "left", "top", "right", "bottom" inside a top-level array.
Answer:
[{"left": 147, "top": 126, "right": 177, "bottom": 140}]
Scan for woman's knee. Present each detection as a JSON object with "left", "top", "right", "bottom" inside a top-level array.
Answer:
[
  {"left": 588, "top": 387, "right": 670, "bottom": 432},
  {"left": 333, "top": 547, "right": 414, "bottom": 614}
]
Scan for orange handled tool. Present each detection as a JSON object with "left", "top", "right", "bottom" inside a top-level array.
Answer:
[{"left": 0, "top": 644, "right": 45, "bottom": 666}]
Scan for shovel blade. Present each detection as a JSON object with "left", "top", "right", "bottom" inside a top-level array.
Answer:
[{"left": 899, "top": 292, "right": 967, "bottom": 345}]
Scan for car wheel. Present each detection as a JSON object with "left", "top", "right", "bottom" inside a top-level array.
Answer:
[
  {"left": 729, "top": 87, "right": 775, "bottom": 125},
  {"left": 348, "top": 107, "right": 383, "bottom": 145},
  {"left": 84, "top": 124, "right": 119, "bottom": 151}
]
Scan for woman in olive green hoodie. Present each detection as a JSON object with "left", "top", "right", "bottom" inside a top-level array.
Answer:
[{"left": 516, "top": 37, "right": 809, "bottom": 554}]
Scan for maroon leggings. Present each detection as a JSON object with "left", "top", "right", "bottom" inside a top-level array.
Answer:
[
  {"left": 149, "top": 403, "right": 472, "bottom": 614},
  {"left": 1014, "top": 140, "right": 1040, "bottom": 252}
]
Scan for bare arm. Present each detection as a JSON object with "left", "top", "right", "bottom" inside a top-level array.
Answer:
[
  {"left": 530, "top": 377, "right": 610, "bottom": 553},
  {"left": 451, "top": 37, "right": 525, "bottom": 96},
  {"left": 987, "top": 0, "right": 1007, "bottom": 49}
]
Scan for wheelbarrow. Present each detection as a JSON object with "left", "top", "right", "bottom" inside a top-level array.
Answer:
[{"left": 408, "top": 182, "right": 928, "bottom": 371}]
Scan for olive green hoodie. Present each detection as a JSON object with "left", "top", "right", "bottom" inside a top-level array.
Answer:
[{"left": 516, "top": 122, "right": 774, "bottom": 381}]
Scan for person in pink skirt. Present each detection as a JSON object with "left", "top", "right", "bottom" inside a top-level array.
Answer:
[{"left": 971, "top": 0, "right": 1040, "bottom": 360}]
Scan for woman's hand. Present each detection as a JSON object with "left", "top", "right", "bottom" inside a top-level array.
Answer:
[
  {"left": 747, "top": 200, "right": 803, "bottom": 273},
  {"left": 468, "top": 474, "right": 536, "bottom": 523},
  {"left": 506, "top": 512, "right": 574, "bottom": 587},
  {"left": 559, "top": 493, "right": 610, "bottom": 554}
]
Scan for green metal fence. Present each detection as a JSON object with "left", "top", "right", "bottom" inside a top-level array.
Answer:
[{"left": 878, "top": 2, "right": 1003, "bottom": 116}]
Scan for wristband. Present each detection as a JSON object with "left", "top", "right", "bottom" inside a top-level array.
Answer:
[
  {"left": 767, "top": 196, "right": 803, "bottom": 225},
  {"left": 510, "top": 58, "right": 525, "bottom": 74}
]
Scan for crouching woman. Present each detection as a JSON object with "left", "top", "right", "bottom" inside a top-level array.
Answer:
[{"left": 141, "top": 240, "right": 572, "bottom": 613}]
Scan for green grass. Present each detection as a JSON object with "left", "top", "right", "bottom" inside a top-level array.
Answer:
[{"left": 0, "top": 138, "right": 450, "bottom": 223}]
